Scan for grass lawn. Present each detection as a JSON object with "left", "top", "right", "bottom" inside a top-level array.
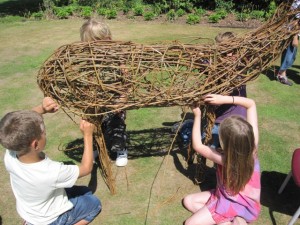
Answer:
[{"left": 0, "top": 18, "right": 300, "bottom": 225}]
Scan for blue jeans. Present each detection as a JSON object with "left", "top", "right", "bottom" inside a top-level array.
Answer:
[
  {"left": 279, "top": 43, "right": 298, "bottom": 71},
  {"left": 211, "top": 123, "right": 220, "bottom": 149},
  {"left": 49, "top": 186, "right": 101, "bottom": 225}
]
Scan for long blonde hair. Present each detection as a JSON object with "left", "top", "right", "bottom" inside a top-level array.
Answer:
[
  {"left": 219, "top": 116, "right": 255, "bottom": 195},
  {"left": 80, "top": 18, "right": 112, "bottom": 42}
]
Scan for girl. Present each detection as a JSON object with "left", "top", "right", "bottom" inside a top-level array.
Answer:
[
  {"left": 80, "top": 19, "right": 128, "bottom": 167},
  {"left": 183, "top": 94, "right": 260, "bottom": 225}
]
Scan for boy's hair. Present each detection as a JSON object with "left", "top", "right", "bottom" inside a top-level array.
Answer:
[
  {"left": 219, "top": 116, "right": 255, "bottom": 195},
  {"left": 80, "top": 18, "right": 112, "bottom": 42},
  {"left": 0, "top": 110, "right": 44, "bottom": 153},
  {"left": 215, "top": 31, "right": 235, "bottom": 43}
]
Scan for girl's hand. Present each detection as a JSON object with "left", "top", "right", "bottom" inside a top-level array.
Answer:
[
  {"left": 192, "top": 107, "right": 201, "bottom": 117},
  {"left": 203, "top": 94, "right": 225, "bottom": 105},
  {"left": 42, "top": 97, "right": 59, "bottom": 113}
]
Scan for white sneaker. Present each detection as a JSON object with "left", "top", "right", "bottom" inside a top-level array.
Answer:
[{"left": 116, "top": 149, "right": 128, "bottom": 167}]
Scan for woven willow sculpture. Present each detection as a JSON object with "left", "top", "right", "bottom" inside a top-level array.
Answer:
[{"left": 38, "top": 2, "right": 300, "bottom": 193}]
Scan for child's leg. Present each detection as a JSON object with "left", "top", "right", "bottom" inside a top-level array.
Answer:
[
  {"left": 50, "top": 186, "right": 101, "bottom": 225},
  {"left": 231, "top": 217, "right": 247, "bottom": 225},
  {"left": 184, "top": 205, "right": 215, "bottom": 225},
  {"left": 183, "top": 191, "right": 211, "bottom": 213}
]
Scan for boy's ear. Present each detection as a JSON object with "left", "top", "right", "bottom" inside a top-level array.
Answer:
[{"left": 30, "top": 139, "right": 39, "bottom": 151}]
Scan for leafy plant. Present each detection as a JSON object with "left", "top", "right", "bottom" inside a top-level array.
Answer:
[
  {"left": 31, "top": 11, "right": 44, "bottom": 20},
  {"left": 194, "top": 7, "right": 206, "bottom": 17},
  {"left": 54, "top": 7, "right": 71, "bottom": 19},
  {"left": 143, "top": 11, "right": 155, "bottom": 21},
  {"left": 176, "top": 8, "right": 185, "bottom": 17},
  {"left": 215, "top": 8, "right": 228, "bottom": 19},
  {"left": 250, "top": 10, "right": 265, "bottom": 20},
  {"left": 186, "top": 14, "right": 200, "bottom": 24},
  {"left": 133, "top": 4, "right": 144, "bottom": 16},
  {"left": 235, "top": 12, "right": 250, "bottom": 22},
  {"left": 215, "top": 0, "right": 234, "bottom": 12},
  {"left": 208, "top": 13, "right": 222, "bottom": 23},
  {"left": 166, "top": 9, "right": 176, "bottom": 21},
  {"left": 97, "top": 7, "right": 108, "bottom": 16},
  {"left": 106, "top": 9, "right": 117, "bottom": 19},
  {"left": 80, "top": 6, "right": 92, "bottom": 18},
  {"left": 265, "top": 0, "right": 276, "bottom": 20}
]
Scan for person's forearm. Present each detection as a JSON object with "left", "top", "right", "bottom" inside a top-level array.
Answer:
[
  {"left": 80, "top": 134, "right": 94, "bottom": 176},
  {"left": 192, "top": 114, "right": 203, "bottom": 151},
  {"left": 292, "top": 34, "right": 299, "bottom": 47},
  {"left": 32, "top": 105, "right": 46, "bottom": 114}
]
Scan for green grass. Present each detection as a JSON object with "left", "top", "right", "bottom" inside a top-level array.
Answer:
[{"left": 0, "top": 18, "right": 300, "bottom": 225}]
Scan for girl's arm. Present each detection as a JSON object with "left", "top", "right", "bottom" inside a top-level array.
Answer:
[
  {"left": 192, "top": 107, "right": 223, "bottom": 165},
  {"left": 204, "top": 94, "right": 259, "bottom": 148},
  {"left": 292, "top": 34, "right": 299, "bottom": 47}
]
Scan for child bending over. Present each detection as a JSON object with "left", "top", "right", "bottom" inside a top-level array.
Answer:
[
  {"left": 0, "top": 97, "right": 101, "bottom": 225},
  {"left": 183, "top": 94, "right": 260, "bottom": 225},
  {"left": 80, "top": 18, "right": 128, "bottom": 167}
]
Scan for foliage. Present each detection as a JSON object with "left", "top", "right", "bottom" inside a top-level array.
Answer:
[
  {"left": 97, "top": 7, "right": 108, "bottom": 16},
  {"left": 176, "top": 8, "right": 185, "bottom": 17},
  {"left": 54, "top": 6, "right": 72, "bottom": 18},
  {"left": 215, "top": 8, "right": 228, "bottom": 19},
  {"left": 208, "top": 13, "right": 222, "bottom": 23},
  {"left": 194, "top": 7, "right": 206, "bottom": 17},
  {"left": 250, "top": 10, "right": 265, "bottom": 20},
  {"left": 235, "top": 12, "right": 250, "bottom": 22},
  {"left": 215, "top": 0, "right": 234, "bottom": 12},
  {"left": 0, "top": 15, "right": 24, "bottom": 23},
  {"left": 143, "top": 11, "right": 155, "bottom": 20},
  {"left": 31, "top": 11, "right": 44, "bottom": 20},
  {"left": 80, "top": 6, "right": 92, "bottom": 18},
  {"left": 106, "top": 8, "right": 118, "bottom": 19},
  {"left": 186, "top": 13, "right": 200, "bottom": 24},
  {"left": 133, "top": 4, "right": 144, "bottom": 16},
  {"left": 265, "top": 0, "right": 277, "bottom": 19},
  {"left": 166, "top": 9, "right": 176, "bottom": 21}
]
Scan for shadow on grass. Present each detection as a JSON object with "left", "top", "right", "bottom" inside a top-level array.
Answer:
[
  {"left": 261, "top": 171, "right": 300, "bottom": 225},
  {"left": 0, "top": 0, "right": 43, "bottom": 17},
  {"left": 262, "top": 66, "right": 300, "bottom": 85}
]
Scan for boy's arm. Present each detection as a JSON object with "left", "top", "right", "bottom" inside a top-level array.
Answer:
[
  {"left": 32, "top": 97, "right": 59, "bottom": 114},
  {"left": 192, "top": 107, "right": 223, "bottom": 165},
  {"left": 204, "top": 94, "right": 259, "bottom": 147},
  {"left": 78, "top": 119, "right": 95, "bottom": 178}
]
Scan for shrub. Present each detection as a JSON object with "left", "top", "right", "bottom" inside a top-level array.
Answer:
[
  {"left": 250, "top": 10, "right": 265, "bottom": 20},
  {"left": 208, "top": 13, "right": 222, "bottom": 23},
  {"left": 215, "top": 0, "right": 234, "bottom": 12},
  {"left": 80, "top": 6, "right": 92, "bottom": 18},
  {"left": 215, "top": 8, "right": 228, "bottom": 19},
  {"left": 106, "top": 9, "right": 117, "bottom": 19},
  {"left": 31, "top": 11, "right": 44, "bottom": 20},
  {"left": 235, "top": 12, "right": 250, "bottom": 22},
  {"left": 176, "top": 8, "right": 185, "bottom": 17},
  {"left": 97, "top": 7, "right": 108, "bottom": 16},
  {"left": 194, "top": 7, "right": 206, "bottom": 17},
  {"left": 152, "top": 3, "right": 162, "bottom": 15},
  {"left": 54, "top": 7, "right": 71, "bottom": 19},
  {"left": 133, "top": 5, "right": 144, "bottom": 16},
  {"left": 265, "top": 1, "right": 276, "bottom": 20},
  {"left": 186, "top": 14, "right": 200, "bottom": 24},
  {"left": 143, "top": 11, "right": 155, "bottom": 21},
  {"left": 166, "top": 9, "right": 176, "bottom": 21}
]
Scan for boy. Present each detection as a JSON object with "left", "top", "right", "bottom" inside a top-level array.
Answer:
[{"left": 0, "top": 97, "right": 101, "bottom": 225}]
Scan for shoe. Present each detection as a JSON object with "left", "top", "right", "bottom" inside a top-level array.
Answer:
[
  {"left": 276, "top": 75, "right": 293, "bottom": 86},
  {"left": 116, "top": 149, "right": 128, "bottom": 167}
]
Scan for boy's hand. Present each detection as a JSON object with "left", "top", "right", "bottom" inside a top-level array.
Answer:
[
  {"left": 42, "top": 97, "right": 59, "bottom": 113},
  {"left": 80, "top": 119, "right": 95, "bottom": 136}
]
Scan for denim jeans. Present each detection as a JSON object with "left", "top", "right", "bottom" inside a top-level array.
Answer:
[
  {"left": 211, "top": 123, "right": 220, "bottom": 149},
  {"left": 49, "top": 186, "right": 101, "bottom": 225},
  {"left": 24, "top": 186, "right": 101, "bottom": 225},
  {"left": 279, "top": 43, "right": 298, "bottom": 71}
]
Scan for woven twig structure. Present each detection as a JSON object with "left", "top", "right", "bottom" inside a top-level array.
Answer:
[{"left": 37, "top": 2, "right": 300, "bottom": 193}]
